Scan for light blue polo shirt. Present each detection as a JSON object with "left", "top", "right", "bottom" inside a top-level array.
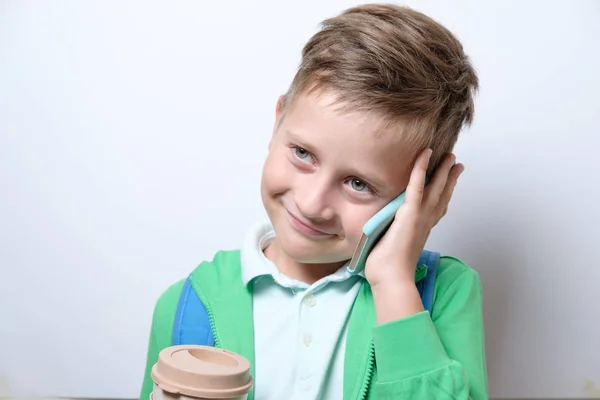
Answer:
[{"left": 240, "top": 221, "right": 365, "bottom": 400}]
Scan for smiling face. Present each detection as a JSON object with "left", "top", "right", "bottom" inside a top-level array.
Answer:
[{"left": 260, "top": 91, "right": 416, "bottom": 269}]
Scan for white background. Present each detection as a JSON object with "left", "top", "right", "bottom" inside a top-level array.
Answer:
[{"left": 1, "top": 0, "right": 599, "bottom": 398}]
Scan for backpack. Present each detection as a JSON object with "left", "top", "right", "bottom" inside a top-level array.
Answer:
[{"left": 171, "top": 250, "right": 440, "bottom": 346}]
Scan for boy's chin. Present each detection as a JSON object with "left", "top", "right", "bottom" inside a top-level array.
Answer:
[{"left": 277, "top": 238, "right": 351, "bottom": 266}]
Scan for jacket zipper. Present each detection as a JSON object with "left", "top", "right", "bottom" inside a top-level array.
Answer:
[
  {"left": 357, "top": 341, "right": 375, "bottom": 399},
  {"left": 189, "top": 278, "right": 255, "bottom": 400},
  {"left": 189, "top": 279, "right": 221, "bottom": 347}
]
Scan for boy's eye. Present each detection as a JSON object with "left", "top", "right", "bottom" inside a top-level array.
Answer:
[
  {"left": 348, "top": 178, "right": 370, "bottom": 193},
  {"left": 294, "top": 146, "right": 313, "bottom": 162}
]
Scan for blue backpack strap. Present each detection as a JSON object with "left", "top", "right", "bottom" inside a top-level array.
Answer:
[
  {"left": 172, "top": 276, "right": 215, "bottom": 346},
  {"left": 416, "top": 250, "right": 440, "bottom": 314}
]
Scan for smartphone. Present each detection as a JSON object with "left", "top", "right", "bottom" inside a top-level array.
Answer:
[
  {"left": 347, "top": 190, "right": 407, "bottom": 275},
  {"left": 347, "top": 167, "right": 446, "bottom": 275}
]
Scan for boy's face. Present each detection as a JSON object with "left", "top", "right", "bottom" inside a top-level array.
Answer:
[{"left": 261, "top": 91, "right": 415, "bottom": 265}]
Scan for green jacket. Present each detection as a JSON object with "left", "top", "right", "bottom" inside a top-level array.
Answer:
[{"left": 140, "top": 250, "right": 488, "bottom": 400}]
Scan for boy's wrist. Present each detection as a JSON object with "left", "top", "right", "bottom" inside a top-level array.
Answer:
[
  {"left": 371, "top": 279, "right": 424, "bottom": 324},
  {"left": 366, "top": 260, "right": 416, "bottom": 287}
]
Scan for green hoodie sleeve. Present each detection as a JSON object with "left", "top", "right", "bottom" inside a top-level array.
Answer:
[
  {"left": 139, "top": 279, "right": 185, "bottom": 400},
  {"left": 371, "top": 257, "right": 488, "bottom": 400}
]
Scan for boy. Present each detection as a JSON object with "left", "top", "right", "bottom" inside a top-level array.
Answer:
[{"left": 140, "top": 3, "right": 487, "bottom": 400}]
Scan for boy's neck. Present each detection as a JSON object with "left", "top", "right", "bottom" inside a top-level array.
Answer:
[{"left": 263, "top": 240, "right": 346, "bottom": 285}]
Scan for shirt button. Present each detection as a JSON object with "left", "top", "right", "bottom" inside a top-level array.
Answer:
[
  {"left": 299, "top": 378, "right": 312, "bottom": 391},
  {"left": 304, "top": 294, "right": 317, "bottom": 307},
  {"left": 302, "top": 333, "right": 313, "bottom": 347}
]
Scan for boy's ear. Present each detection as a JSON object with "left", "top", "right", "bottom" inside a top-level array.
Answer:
[
  {"left": 274, "top": 95, "right": 285, "bottom": 131},
  {"left": 270, "top": 95, "right": 286, "bottom": 149},
  {"left": 276, "top": 95, "right": 285, "bottom": 118}
]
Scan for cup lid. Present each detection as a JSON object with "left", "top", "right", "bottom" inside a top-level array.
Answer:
[{"left": 151, "top": 345, "right": 252, "bottom": 398}]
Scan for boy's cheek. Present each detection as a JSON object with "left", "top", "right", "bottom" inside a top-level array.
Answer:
[
  {"left": 340, "top": 206, "right": 382, "bottom": 243},
  {"left": 338, "top": 212, "right": 365, "bottom": 242},
  {"left": 262, "top": 159, "right": 293, "bottom": 195}
]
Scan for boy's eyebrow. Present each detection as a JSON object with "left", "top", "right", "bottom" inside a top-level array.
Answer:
[{"left": 286, "top": 130, "right": 316, "bottom": 152}]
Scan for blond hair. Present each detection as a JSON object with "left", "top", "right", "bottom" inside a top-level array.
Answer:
[{"left": 282, "top": 3, "right": 479, "bottom": 172}]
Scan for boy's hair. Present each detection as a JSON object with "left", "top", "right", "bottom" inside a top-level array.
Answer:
[{"left": 282, "top": 3, "right": 479, "bottom": 172}]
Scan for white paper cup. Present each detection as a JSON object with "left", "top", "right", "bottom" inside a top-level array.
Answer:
[{"left": 150, "top": 345, "right": 252, "bottom": 400}]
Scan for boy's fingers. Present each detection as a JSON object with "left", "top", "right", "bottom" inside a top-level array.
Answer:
[
  {"left": 405, "top": 148, "right": 432, "bottom": 206},
  {"left": 434, "top": 163, "right": 464, "bottom": 218},
  {"left": 425, "top": 153, "right": 456, "bottom": 209}
]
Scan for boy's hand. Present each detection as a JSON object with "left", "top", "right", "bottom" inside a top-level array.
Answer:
[{"left": 365, "top": 149, "right": 464, "bottom": 309}]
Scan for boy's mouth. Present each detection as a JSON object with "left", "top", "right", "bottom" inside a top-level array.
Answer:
[{"left": 285, "top": 209, "right": 332, "bottom": 237}]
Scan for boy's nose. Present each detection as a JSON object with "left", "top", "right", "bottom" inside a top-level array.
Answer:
[{"left": 294, "top": 182, "right": 335, "bottom": 221}]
